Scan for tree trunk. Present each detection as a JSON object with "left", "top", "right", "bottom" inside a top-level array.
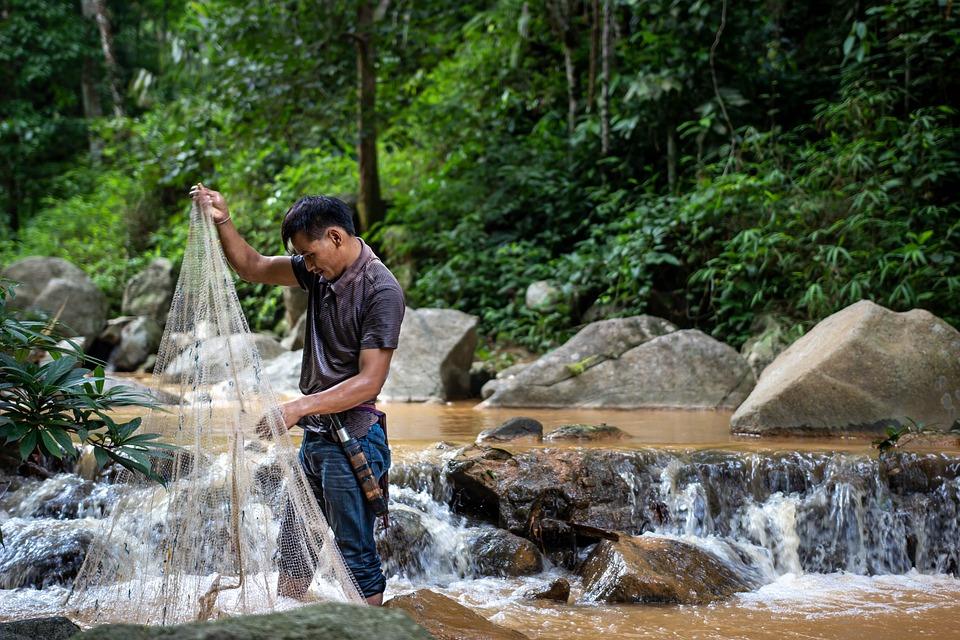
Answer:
[
  {"left": 546, "top": 1, "right": 578, "bottom": 139},
  {"left": 600, "top": 0, "right": 612, "bottom": 155},
  {"left": 667, "top": 126, "right": 677, "bottom": 192},
  {"left": 83, "top": 0, "right": 124, "bottom": 118},
  {"left": 355, "top": 0, "right": 385, "bottom": 233},
  {"left": 587, "top": 0, "right": 599, "bottom": 112}
]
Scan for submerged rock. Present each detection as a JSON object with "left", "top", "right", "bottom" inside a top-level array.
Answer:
[
  {"left": 483, "top": 318, "right": 755, "bottom": 410},
  {"left": 377, "top": 506, "right": 436, "bottom": 576},
  {"left": 579, "top": 534, "right": 755, "bottom": 604},
  {"left": 731, "top": 300, "right": 960, "bottom": 434},
  {"left": 526, "top": 577, "right": 571, "bottom": 603},
  {"left": 469, "top": 529, "right": 544, "bottom": 577},
  {"left": 386, "top": 589, "right": 529, "bottom": 640},
  {"left": 0, "top": 616, "right": 81, "bottom": 640},
  {"left": 543, "top": 423, "right": 627, "bottom": 442},
  {"left": 476, "top": 417, "right": 544, "bottom": 444},
  {"left": 77, "top": 602, "right": 432, "bottom": 639}
]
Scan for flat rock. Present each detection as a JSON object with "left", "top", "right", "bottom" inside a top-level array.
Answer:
[
  {"left": 580, "top": 535, "right": 755, "bottom": 604},
  {"left": 386, "top": 589, "right": 529, "bottom": 640},
  {"left": 380, "top": 308, "right": 478, "bottom": 402},
  {"left": 543, "top": 424, "right": 627, "bottom": 442},
  {"left": 76, "top": 602, "right": 432, "bottom": 639},
  {"left": 476, "top": 417, "right": 543, "bottom": 444},
  {"left": 731, "top": 300, "right": 960, "bottom": 434}
]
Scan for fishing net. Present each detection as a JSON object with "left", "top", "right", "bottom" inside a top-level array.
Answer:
[{"left": 66, "top": 202, "right": 365, "bottom": 624}]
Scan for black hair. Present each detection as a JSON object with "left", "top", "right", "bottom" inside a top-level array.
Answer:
[{"left": 280, "top": 195, "right": 356, "bottom": 250}]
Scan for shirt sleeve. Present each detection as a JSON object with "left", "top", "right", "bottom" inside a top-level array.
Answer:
[
  {"left": 290, "top": 255, "right": 310, "bottom": 291},
  {"left": 360, "top": 284, "right": 406, "bottom": 350}
]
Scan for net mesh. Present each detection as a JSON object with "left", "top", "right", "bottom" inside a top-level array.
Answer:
[{"left": 65, "top": 202, "right": 365, "bottom": 624}]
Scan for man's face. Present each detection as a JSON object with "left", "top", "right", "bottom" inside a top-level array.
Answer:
[{"left": 290, "top": 229, "right": 342, "bottom": 280}]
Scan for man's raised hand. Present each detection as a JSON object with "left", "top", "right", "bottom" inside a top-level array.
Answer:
[{"left": 189, "top": 182, "right": 230, "bottom": 224}]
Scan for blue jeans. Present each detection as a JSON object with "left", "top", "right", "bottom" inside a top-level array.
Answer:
[{"left": 277, "top": 423, "right": 391, "bottom": 598}]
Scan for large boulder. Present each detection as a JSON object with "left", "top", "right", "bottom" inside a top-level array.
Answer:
[
  {"left": 731, "top": 300, "right": 960, "bottom": 434},
  {"left": 579, "top": 534, "right": 755, "bottom": 604},
  {"left": 261, "top": 349, "right": 305, "bottom": 397},
  {"left": 77, "top": 602, "right": 432, "bottom": 639},
  {"left": 109, "top": 316, "right": 162, "bottom": 372},
  {"left": 386, "top": 589, "right": 529, "bottom": 640},
  {"left": 483, "top": 317, "right": 754, "bottom": 410},
  {"left": 122, "top": 258, "right": 174, "bottom": 325},
  {"left": 281, "top": 313, "right": 307, "bottom": 351},
  {"left": 283, "top": 286, "right": 308, "bottom": 329},
  {"left": 3, "top": 257, "right": 107, "bottom": 340},
  {"left": 380, "top": 308, "right": 479, "bottom": 402},
  {"left": 160, "top": 334, "right": 286, "bottom": 383}
]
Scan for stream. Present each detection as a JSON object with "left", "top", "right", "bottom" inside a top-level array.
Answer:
[{"left": 1, "top": 402, "right": 959, "bottom": 639}]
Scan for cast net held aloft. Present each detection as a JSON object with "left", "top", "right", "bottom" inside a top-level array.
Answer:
[{"left": 66, "top": 202, "right": 365, "bottom": 624}]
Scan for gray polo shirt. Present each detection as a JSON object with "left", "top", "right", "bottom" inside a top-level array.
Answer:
[{"left": 290, "top": 238, "right": 405, "bottom": 438}]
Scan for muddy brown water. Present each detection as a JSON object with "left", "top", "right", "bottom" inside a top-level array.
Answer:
[{"left": 6, "top": 387, "right": 960, "bottom": 639}]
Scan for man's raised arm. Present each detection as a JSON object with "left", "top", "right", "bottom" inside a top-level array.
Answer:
[{"left": 190, "top": 183, "right": 299, "bottom": 287}]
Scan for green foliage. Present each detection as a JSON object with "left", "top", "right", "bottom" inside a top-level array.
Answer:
[{"left": 0, "top": 280, "right": 173, "bottom": 482}]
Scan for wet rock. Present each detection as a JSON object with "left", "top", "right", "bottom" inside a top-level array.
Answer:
[
  {"left": 110, "top": 316, "right": 162, "bottom": 372},
  {"left": 470, "top": 528, "right": 543, "bottom": 577},
  {"left": 381, "top": 308, "right": 479, "bottom": 402},
  {"left": 526, "top": 577, "right": 571, "bottom": 603},
  {"left": 7, "top": 474, "right": 95, "bottom": 519},
  {"left": 386, "top": 589, "right": 529, "bottom": 640},
  {"left": 579, "top": 535, "right": 755, "bottom": 604},
  {"left": 476, "top": 417, "right": 543, "bottom": 444},
  {"left": 0, "top": 518, "right": 99, "bottom": 589},
  {"left": 377, "top": 506, "right": 435, "bottom": 576},
  {"left": 3, "top": 257, "right": 107, "bottom": 341},
  {"left": 731, "top": 300, "right": 960, "bottom": 434},
  {"left": 544, "top": 423, "right": 627, "bottom": 442},
  {"left": 150, "top": 450, "right": 206, "bottom": 483},
  {"left": 122, "top": 258, "right": 174, "bottom": 325},
  {"left": 484, "top": 317, "right": 755, "bottom": 409},
  {"left": 77, "top": 602, "right": 432, "bottom": 639},
  {"left": 0, "top": 616, "right": 81, "bottom": 640}
]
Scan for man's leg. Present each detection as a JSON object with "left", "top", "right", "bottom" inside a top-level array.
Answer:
[{"left": 318, "top": 424, "right": 388, "bottom": 604}]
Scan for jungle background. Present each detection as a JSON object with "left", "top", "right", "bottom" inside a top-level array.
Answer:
[{"left": 2, "top": 0, "right": 958, "bottom": 359}]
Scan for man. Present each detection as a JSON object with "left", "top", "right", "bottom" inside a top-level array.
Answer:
[{"left": 190, "top": 183, "right": 404, "bottom": 606}]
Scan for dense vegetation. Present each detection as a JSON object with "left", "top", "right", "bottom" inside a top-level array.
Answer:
[{"left": 2, "top": 0, "right": 957, "bottom": 354}]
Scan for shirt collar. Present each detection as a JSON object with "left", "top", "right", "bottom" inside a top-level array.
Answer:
[{"left": 324, "top": 237, "right": 373, "bottom": 296}]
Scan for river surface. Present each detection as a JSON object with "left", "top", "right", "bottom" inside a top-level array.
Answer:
[{"left": 2, "top": 400, "right": 960, "bottom": 639}]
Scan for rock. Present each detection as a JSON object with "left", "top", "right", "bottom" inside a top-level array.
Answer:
[
  {"left": 0, "top": 617, "right": 80, "bottom": 640},
  {"left": 480, "top": 362, "right": 531, "bottom": 400},
  {"left": 480, "top": 379, "right": 499, "bottom": 400},
  {"left": 470, "top": 529, "right": 543, "bottom": 577},
  {"left": 485, "top": 324, "right": 755, "bottom": 410},
  {"left": 76, "top": 602, "right": 432, "bottom": 639},
  {"left": 102, "top": 375, "right": 179, "bottom": 405},
  {"left": 161, "top": 334, "right": 287, "bottom": 383},
  {"left": 380, "top": 308, "right": 479, "bottom": 402},
  {"left": 6, "top": 474, "right": 95, "bottom": 519},
  {"left": 476, "top": 417, "right": 543, "bottom": 444},
  {"left": 731, "top": 300, "right": 960, "bottom": 434},
  {"left": 283, "top": 286, "right": 309, "bottom": 329},
  {"left": 543, "top": 424, "right": 627, "bottom": 442},
  {"left": 0, "top": 518, "right": 99, "bottom": 589},
  {"left": 386, "top": 589, "right": 529, "bottom": 640},
  {"left": 3, "top": 257, "right": 107, "bottom": 341},
  {"left": 376, "top": 506, "right": 435, "bottom": 576},
  {"left": 526, "top": 577, "right": 571, "bottom": 603},
  {"left": 281, "top": 313, "right": 307, "bottom": 351},
  {"left": 579, "top": 535, "right": 755, "bottom": 604},
  {"left": 122, "top": 258, "right": 174, "bottom": 325},
  {"left": 261, "top": 349, "right": 304, "bottom": 397},
  {"left": 740, "top": 315, "right": 794, "bottom": 378},
  {"left": 525, "top": 280, "right": 561, "bottom": 311},
  {"left": 110, "top": 316, "right": 162, "bottom": 372}
]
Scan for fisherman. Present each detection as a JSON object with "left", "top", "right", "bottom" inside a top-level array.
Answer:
[{"left": 190, "top": 183, "right": 404, "bottom": 606}]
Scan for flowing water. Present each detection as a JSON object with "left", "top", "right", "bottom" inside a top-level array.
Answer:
[{"left": 2, "top": 401, "right": 960, "bottom": 639}]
